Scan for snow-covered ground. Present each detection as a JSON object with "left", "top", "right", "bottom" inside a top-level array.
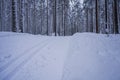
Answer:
[
  {"left": 62, "top": 33, "right": 120, "bottom": 80},
  {"left": 0, "top": 32, "right": 120, "bottom": 80}
]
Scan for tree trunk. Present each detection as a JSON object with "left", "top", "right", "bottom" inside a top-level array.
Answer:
[
  {"left": 113, "top": 0, "right": 119, "bottom": 34},
  {"left": 95, "top": 0, "right": 99, "bottom": 33},
  {"left": 12, "top": 0, "right": 16, "bottom": 32},
  {"left": 105, "top": 0, "right": 108, "bottom": 33},
  {"left": 47, "top": 0, "right": 49, "bottom": 35},
  {"left": 53, "top": 0, "right": 57, "bottom": 36}
]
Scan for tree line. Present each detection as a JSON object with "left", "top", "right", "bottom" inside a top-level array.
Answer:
[
  {"left": 83, "top": 0, "right": 120, "bottom": 34},
  {"left": 0, "top": 0, "right": 120, "bottom": 36}
]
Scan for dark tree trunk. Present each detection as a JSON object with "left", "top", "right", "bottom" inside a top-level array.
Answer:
[
  {"left": 12, "top": 0, "right": 16, "bottom": 32},
  {"left": 105, "top": 0, "right": 107, "bottom": 31},
  {"left": 63, "top": 0, "right": 65, "bottom": 36},
  {"left": 53, "top": 0, "right": 57, "bottom": 36},
  {"left": 0, "top": 0, "right": 2, "bottom": 31},
  {"left": 113, "top": 0, "right": 119, "bottom": 34},
  {"left": 95, "top": 0, "right": 99, "bottom": 33},
  {"left": 47, "top": 0, "right": 49, "bottom": 35},
  {"left": 19, "top": 0, "right": 23, "bottom": 33}
]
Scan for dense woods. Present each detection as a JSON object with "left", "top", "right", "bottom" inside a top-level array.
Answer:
[
  {"left": 84, "top": 0, "right": 120, "bottom": 34},
  {"left": 0, "top": 0, "right": 120, "bottom": 36}
]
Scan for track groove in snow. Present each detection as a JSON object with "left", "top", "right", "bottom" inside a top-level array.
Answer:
[
  {"left": 0, "top": 38, "right": 52, "bottom": 80},
  {"left": 10, "top": 37, "right": 71, "bottom": 80},
  {"left": 0, "top": 38, "right": 48, "bottom": 72},
  {"left": 0, "top": 32, "right": 120, "bottom": 80}
]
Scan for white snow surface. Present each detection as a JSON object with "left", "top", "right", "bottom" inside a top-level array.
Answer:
[{"left": 0, "top": 32, "right": 120, "bottom": 80}]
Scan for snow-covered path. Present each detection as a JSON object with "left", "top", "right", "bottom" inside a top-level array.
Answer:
[
  {"left": 10, "top": 37, "right": 70, "bottom": 80},
  {"left": 0, "top": 32, "right": 120, "bottom": 80},
  {"left": 0, "top": 32, "right": 71, "bottom": 80}
]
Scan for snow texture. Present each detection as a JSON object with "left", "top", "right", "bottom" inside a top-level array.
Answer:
[{"left": 0, "top": 32, "right": 120, "bottom": 80}]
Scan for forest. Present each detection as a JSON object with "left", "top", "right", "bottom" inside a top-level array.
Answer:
[
  {"left": 0, "top": 0, "right": 120, "bottom": 36},
  {"left": 1, "top": 0, "right": 120, "bottom": 80}
]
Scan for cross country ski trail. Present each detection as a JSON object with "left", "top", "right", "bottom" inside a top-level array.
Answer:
[
  {"left": 0, "top": 38, "right": 49, "bottom": 72},
  {"left": 0, "top": 38, "right": 52, "bottom": 80},
  {"left": 9, "top": 37, "right": 71, "bottom": 80}
]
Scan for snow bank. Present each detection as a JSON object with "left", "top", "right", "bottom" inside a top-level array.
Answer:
[{"left": 62, "top": 33, "right": 120, "bottom": 80}]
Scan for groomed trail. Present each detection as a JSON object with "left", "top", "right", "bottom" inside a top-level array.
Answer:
[
  {"left": 0, "top": 32, "right": 71, "bottom": 80},
  {"left": 0, "top": 32, "right": 120, "bottom": 80}
]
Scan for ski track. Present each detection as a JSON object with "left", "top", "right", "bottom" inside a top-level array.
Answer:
[
  {"left": 0, "top": 33, "right": 120, "bottom": 80},
  {"left": 0, "top": 34, "right": 27, "bottom": 38},
  {"left": 0, "top": 38, "right": 48, "bottom": 72},
  {"left": 9, "top": 37, "right": 70, "bottom": 80},
  {"left": 0, "top": 38, "right": 52, "bottom": 80}
]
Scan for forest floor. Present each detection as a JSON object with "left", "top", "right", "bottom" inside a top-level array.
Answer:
[{"left": 0, "top": 32, "right": 120, "bottom": 80}]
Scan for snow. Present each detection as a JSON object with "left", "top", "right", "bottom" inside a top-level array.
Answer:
[
  {"left": 0, "top": 32, "right": 120, "bottom": 80},
  {"left": 62, "top": 33, "right": 120, "bottom": 80}
]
